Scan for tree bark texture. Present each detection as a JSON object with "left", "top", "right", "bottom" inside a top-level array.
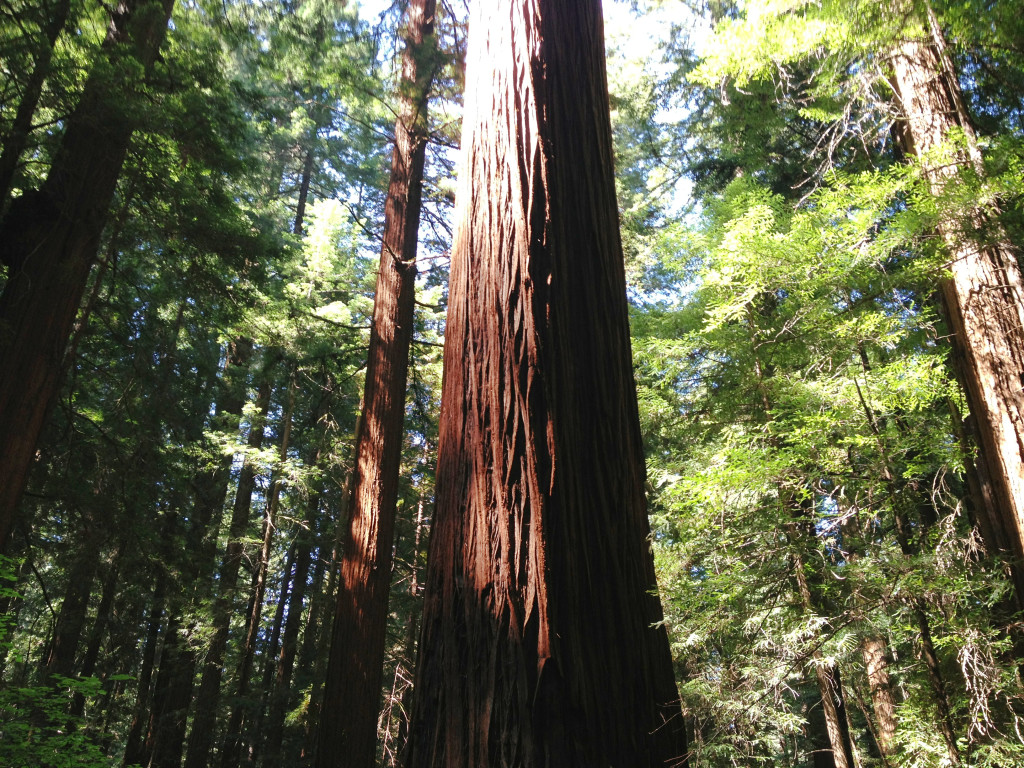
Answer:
[
  {"left": 890, "top": 6, "right": 1024, "bottom": 603},
  {"left": 860, "top": 636, "right": 897, "bottom": 759},
  {"left": 404, "top": 2, "right": 687, "bottom": 766},
  {"left": 316, "top": 0, "right": 436, "bottom": 766},
  {"left": 0, "top": 0, "right": 176, "bottom": 553}
]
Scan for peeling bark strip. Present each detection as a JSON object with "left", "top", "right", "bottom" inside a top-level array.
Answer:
[
  {"left": 315, "top": 1, "right": 437, "bottom": 766},
  {"left": 890, "top": 7, "right": 1024, "bottom": 601},
  {"left": 406, "top": 2, "right": 687, "bottom": 767}
]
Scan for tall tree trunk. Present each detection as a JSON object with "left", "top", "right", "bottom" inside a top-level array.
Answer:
[
  {"left": 123, "top": 564, "right": 168, "bottom": 768},
  {"left": 889, "top": 3, "right": 1024, "bottom": 605},
  {"left": 70, "top": 538, "right": 126, "bottom": 718},
  {"left": 43, "top": 528, "right": 102, "bottom": 679},
  {"left": 0, "top": 0, "right": 176, "bottom": 552},
  {"left": 791, "top": 544, "right": 857, "bottom": 768},
  {"left": 221, "top": 379, "right": 296, "bottom": 768},
  {"left": 0, "top": 0, "right": 72, "bottom": 206},
  {"left": 262, "top": 502, "right": 317, "bottom": 765},
  {"left": 146, "top": 341, "right": 253, "bottom": 768},
  {"left": 316, "top": 0, "right": 437, "bottom": 765},
  {"left": 300, "top": 471, "right": 352, "bottom": 764},
  {"left": 184, "top": 374, "right": 275, "bottom": 768},
  {"left": 405, "top": 2, "right": 687, "bottom": 766}
]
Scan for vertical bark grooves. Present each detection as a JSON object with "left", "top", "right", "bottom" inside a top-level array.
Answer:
[
  {"left": 889, "top": 6, "right": 1024, "bottom": 604},
  {"left": 860, "top": 636, "right": 897, "bottom": 759},
  {"left": 406, "top": 2, "right": 686, "bottom": 766},
  {"left": 0, "top": 0, "right": 176, "bottom": 553},
  {"left": 316, "top": 1, "right": 436, "bottom": 766}
]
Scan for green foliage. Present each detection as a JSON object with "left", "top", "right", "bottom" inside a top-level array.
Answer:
[{"left": 0, "top": 675, "right": 115, "bottom": 768}]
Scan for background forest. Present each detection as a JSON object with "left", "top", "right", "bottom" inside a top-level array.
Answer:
[{"left": 1, "top": 0, "right": 1023, "bottom": 766}]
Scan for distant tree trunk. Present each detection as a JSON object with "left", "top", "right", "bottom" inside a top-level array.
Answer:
[
  {"left": 221, "top": 379, "right": 296, "bottom": 768},
  {"left": 890, "top": 4, "right": 1024, "bottom": 605},
  {"left": 43, "top": 527, "right": 102, "bottom": 679},
  {"left": 404, "top": 2, "right": 687, "bottom": 766},
  {"left": 70, "top": 538, "right": 126, "bottom": 718},
  {"left": 184, "top": 373, "right": 274, "bottom": 768},
  {"left": 299, "top": 471, "right": 351, "bottom": 763},
  {"left": 262, "top": 502, "right": 317, "bottom": 764},
  {"left": 294, "top": 148, "right": 316, "bottom": 235},
  {"left": 791, "top": 543, "right": 857, "bottom": 768},
  {"left": 0, "top": 0, "right": 72, "bottom": 206},
  {"left": 0, "top": 0, "right": 176, "bottom": 553},
  {"left": 123, "top": 566, "right": 168, "bottom": 768},
  {"left": 316, "top": 0, "right": 437, "bottom": 765}
]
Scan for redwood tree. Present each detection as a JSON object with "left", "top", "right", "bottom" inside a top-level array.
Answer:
[
  {"left": 889, "top": 3, "right": 1024, "bottom": 606},
  {"left": 0, "top": 0, "right": 175, "bottom": 552},
  {"left": 316, "top": 0, "right": 438, "bottom": 765},
  {"left": 404, "top": 1, "right": 687, "bottom": 766}
]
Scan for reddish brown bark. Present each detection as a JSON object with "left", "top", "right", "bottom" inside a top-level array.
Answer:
[
  {"left": 861, "top": 636, "right": 897, "bottom": 759},
  {"left": 404, "top": 2, "right": 686, "bottom": 766},
  {"left": 315, "top": 1, "right": 437, "bottom": 766},
  {"left": 0, "top": 0, "right": 175, "bottom": 553},
  {"left": 890, "top": 5, "right": 1024, "bottom": 603}
]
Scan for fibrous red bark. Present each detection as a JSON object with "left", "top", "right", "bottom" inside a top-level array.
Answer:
[
  {"left": 404, "top": 2, "right": 686, "bottom": 766},
  {"left": 890, "top": 5, "right": 1024, "bottom": 606}
]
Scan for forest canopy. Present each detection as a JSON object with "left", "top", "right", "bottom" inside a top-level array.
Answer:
[{"left": 1, "top": 0, "right": 1024, "bottom": 766}]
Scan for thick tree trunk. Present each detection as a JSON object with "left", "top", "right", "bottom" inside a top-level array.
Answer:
[
  {"left": 316, "top": 1, "right": 437, "bottom": 766},
  {"left": 43, "top": 530, "right": 101, "bottom": 679},
  {"left": 0, "top": 0, "right": 176, "bottom": 553},
  {"left": 184, "top": 375, "right": 274, "bottom": 768},
  {"left": 890, "top": 5, "right": 1024, "bottom": 604},
  {"left": 405, "top": 2, "right": 687, "bottom": 766},
  {"left": 860, "top": 636, "right": 897, "bottom": 759}
]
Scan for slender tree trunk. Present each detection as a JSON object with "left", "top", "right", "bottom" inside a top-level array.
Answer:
[
  {"left": 316, "top": 1, "right": 437, "bottom": 765},
  {"left": 889, "top": 3, "right": 1024, "bottom": 605},
  {"left": 294, "top": 148, "right": 315, "bottom": 235},
  {"left": 0, "top": 0, "right": 176, "bottom": 553},
  {"left": 0, "top": 0, "right": 72, "bottom": 206},
  {"left": 70, "top": 538, "right": 126, "bottom": 718},
  {"left": 791, "top": 545, "right": 857, "bottom": 768},
  {"left": 300, "top": 472, "right": 351, "bottom": 763},
  {"left": 405, "top": 2, "right": 687, "bottom": 765},
  {"left": 222, "top": 380, "right": 295, "bottom": 768},
  {"left": 123, "top": 569, "right": 168, "bottom": 768},
  {"left": 263, "top": 505, "right": 316, "bottom": 765},
  {"left": 184, "top": 375, "right": 274, "bottom": 768}
]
